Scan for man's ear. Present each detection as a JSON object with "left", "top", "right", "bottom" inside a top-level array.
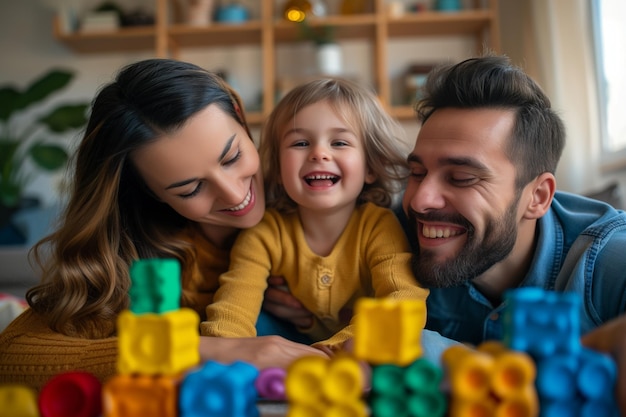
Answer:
[{"left": 523, "top": 172, "right": 556, "bottom": 219}]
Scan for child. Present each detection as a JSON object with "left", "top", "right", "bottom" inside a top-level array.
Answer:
[{"left": 201, "top": 78, "right": 428, "bottom": 353}]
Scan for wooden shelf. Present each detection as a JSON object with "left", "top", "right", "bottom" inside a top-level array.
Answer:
[
  {"left": 168, "top": 21, "right": 263, "bottom": 47},
  {"left": 52, "top": 0, "right": 500, "bottom": 123},
  {"left": 386, "top": 10, "right": 495, "bottom": 37},
  {"left": 53, "top": 18, "right": 156, "bottom": 53}
]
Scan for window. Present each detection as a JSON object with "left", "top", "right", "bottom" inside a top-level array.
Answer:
[{"left": 591, "top": 0, "right": 626, "bottom": 169}]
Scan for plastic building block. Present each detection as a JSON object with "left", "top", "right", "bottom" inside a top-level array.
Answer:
[
  {"left": 128, "top": 258, "right": 181, "bottom": 314},
  {"left": 286, "top": 355, "right": 366, "bottom": 417},
  {"left": 370, "top": 357, "right": 446, "bottom": 417},
  {"left": 117, "top": 308, "right": 200, "bottom": 375},
  {"left": 180, "top": 360, "right": 259, "bottom": 417},
  {"left": 38, "top": 371, "right": 102, "bottom": 417},
  {"left": 442, "top": 342, "right": 538, "bottom": 417},
  {"left": 102, "top": 374, "right": 180, "bottom": 417},
  {"left": 353, "top": 298, "right": 426, "bottom": 366},
  {"left": 255, "top": 367, "right": 287, "bottom": 401},
  {"left": 535, "top": 348, "right": 619, "bottom": 417},
  {"left": 503, "top": 288, "right": 580, "bottom": 358},
  {"left": 0, "top": 384, "right": 39, "bottom": 417}
]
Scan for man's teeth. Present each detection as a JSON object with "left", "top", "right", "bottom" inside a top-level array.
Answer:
[
  {"left": 422, "top": 225, "right": 461, "bottom": 239},
  {"left": 227, "top": 190, "right": 251, "bottom": 211}
]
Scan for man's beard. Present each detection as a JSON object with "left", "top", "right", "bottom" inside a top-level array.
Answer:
[{"left": 408, "top": 197, "right": 520, "bottom": 288}]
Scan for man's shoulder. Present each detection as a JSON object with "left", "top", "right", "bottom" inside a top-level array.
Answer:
[{"left": 551, "top": 191, "right": 626, "bottom": 231}]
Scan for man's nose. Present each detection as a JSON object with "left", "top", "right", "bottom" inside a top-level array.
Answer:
[{"left": 407, "top": 177, "right": 447, "bottom": 213}]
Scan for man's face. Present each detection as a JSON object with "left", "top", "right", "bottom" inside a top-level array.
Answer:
[{"left": 402, "top": 107, "right": 522, "bottom": 287}]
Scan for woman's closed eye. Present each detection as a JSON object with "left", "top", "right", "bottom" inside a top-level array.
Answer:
[
  {"left": 180, "top": 182, "right": 203, "bottom": 199},
  {"left": 222, "top": 149, "right": 242, "bottom": 166}
]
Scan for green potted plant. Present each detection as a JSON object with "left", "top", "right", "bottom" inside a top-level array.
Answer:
[
  {"left": 0, "top": 69, "right": 89, "bottom": 241},
  {"left": 298, "top": 19, "right": 341, "bottom": 75}
]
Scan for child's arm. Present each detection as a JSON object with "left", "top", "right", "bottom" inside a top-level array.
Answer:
[{"left": 200, "top": 223, "right": 275, "bottom": 338}]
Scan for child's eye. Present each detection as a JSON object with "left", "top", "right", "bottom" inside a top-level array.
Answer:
[
  {"left": 332, "top": 140, "right": 349, "bottom": 147},
  {"left": 292, "top": 140, "right": 309, "bottom": 147},
  {"left": 180, "top": 183, "right": 202, "bottom": 199}
]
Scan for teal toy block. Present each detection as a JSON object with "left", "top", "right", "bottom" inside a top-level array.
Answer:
[
  {"left": 370, "top": 358, "right": 446, "bottom": 417},
  {"left": 129, "top": 258, "right": 181, "bottom": 314}
]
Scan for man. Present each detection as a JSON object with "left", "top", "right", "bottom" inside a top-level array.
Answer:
[{"left": 264, "top": 55, "right": 626, "bottom": 414}]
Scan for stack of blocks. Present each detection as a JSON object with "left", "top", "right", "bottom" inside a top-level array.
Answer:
[
  {"left": 103, "top": 258, "right": 201, "bottom": 417},
  {"left": 353, "top": 298, "right": 446, "bottom": 417},
  {"left": 503, "top": 288, "right": 619, "bottom": 417}
]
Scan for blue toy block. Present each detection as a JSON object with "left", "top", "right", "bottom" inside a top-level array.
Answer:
[
  {"left": 535, "top": 349, "right": 619, "bottom": 417},
  {"left": 179, "top": 361, "right": 259, "bottom": 417},
  {"left": 129, "top": 258, "right": 181, "bottom": 314},
  {"left": 503, "top": 288, "right": 580, "bottom": 358}
]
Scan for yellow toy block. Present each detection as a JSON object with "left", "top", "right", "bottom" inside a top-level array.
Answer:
[
  {"left": 286, "top": 355, "right": 366, "bottom": 417},
  {"left": 353, "top": 298, "right": 426, "bottom": 366},
  {"left": 103, "top": 374, "right": 180, "bottom": 417},
  {"left": 117, "top": 308, "right": 200, "bottom": 375},
  {"left": 0, "top": 385, "right": 39, "bottom": 417}
]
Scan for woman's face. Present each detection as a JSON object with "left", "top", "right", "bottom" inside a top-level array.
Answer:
[{"left": 132, "top": 104, "right": 265, "bottom": 238}]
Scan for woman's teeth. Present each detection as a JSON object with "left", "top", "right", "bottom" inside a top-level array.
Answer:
[{"left": 227, "top": 190, "right": 251, "bottom": 211}]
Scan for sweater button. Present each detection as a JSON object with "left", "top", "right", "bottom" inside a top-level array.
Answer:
[{"left": 320, "top": 275, "right": 331, "bottom": 284}]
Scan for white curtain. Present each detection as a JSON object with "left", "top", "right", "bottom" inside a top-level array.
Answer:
[{"left": 501, "top": 0, "right": 601, "bottom": 193}]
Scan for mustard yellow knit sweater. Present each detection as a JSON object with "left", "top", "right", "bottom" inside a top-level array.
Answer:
[
  {"left": 0, "top": 225, "right": 228, "bottom": 391},
  {"left": 202, "top": 203, "right": 429, "bottom": 350}
]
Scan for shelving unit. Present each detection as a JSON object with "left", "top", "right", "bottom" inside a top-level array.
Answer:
[{"left": 53, "top": 0, "right": 500, "bottom": 125}]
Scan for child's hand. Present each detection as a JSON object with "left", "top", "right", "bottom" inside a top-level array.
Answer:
[{"left": 263, "top": 276, "right": 314, "bottom": 328}]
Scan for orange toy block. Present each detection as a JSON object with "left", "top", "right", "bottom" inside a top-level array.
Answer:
[
  {"left": 443, "top": 342, "right": 538, "bottom": 417},
  {"left": 117, "top": 308, "right": 200, "bottom": 375},
  {"left": 353, "top": 298, "right": 426, "bottom": 366},
  {"left": 103, "top": 374, "right": 180, "bottom": 417}
]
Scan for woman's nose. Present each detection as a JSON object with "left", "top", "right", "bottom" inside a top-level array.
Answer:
[{"left": 215, "top": 176, "right": 247, "bottom": 206}]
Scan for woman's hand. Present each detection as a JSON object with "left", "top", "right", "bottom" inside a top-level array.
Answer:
[
  {"left": 581, "top": 315, "right": 626, "bottom": 416},
  {"left": 198, "top": 335, "right": 328, "bottom": 369},
  {"left": 262, "top": 276, "right": 314, "bottom": 328}
]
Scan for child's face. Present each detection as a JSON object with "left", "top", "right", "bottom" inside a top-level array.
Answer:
[{"left": 278, "top": 100, "right": 375, "bottom": 213}]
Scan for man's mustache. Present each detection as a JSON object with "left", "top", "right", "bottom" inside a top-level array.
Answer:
[{"left": 406, "top": 207, "right": 471, "bottom": 229}]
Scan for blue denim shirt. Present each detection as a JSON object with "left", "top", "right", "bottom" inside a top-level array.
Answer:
[{"left": 423, "top": 191, "right": 626, "bottom": 346}]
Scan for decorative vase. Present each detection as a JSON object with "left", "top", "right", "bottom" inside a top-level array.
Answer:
[
  {"left": 317, "top": 43, "right": 342, "bottom": 76},
  {"left": 186, "top": 0, "right": 214, "bottom": 26}
]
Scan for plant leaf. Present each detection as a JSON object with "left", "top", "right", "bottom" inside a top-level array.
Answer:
[
  {"left": 15, "top": 70, "right": 74, "bottom": 112},
  {"left": 0, "top": 181, "right": 21, "bottom": 208},
  {"left": 0, "top": 139, "right": 20, "bottom": 181},
  {"left": 29, "top": 143, "right": 68, "bottom": 170},
  {"left": 0, "top": 87, "right": 21, "bottom": 123},
  {"left": 39, "top": 104, "right": 89, "bottom": 133}
]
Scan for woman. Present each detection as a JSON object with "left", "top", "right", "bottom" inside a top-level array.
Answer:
[{"left": 0, "top": 58, "right": 326, "bottom": 390}]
